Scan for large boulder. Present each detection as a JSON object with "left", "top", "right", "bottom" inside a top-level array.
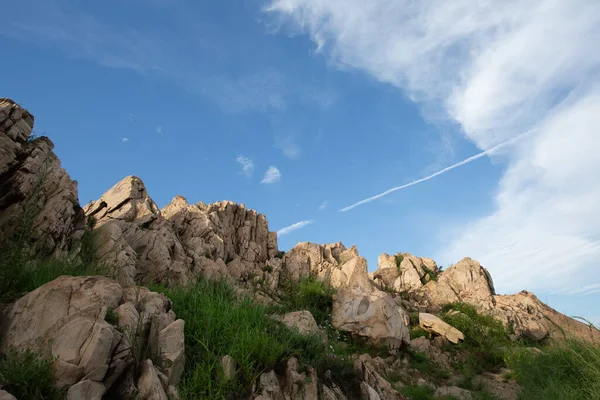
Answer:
[
  {"left": 0, "top": 98, "right": 86, "bottom": 256},
  {"left": 418, "top": 313, "right": 464, "bottom": 344},
  {"left": 421, "top": 257, "right": 496, "bottom": 310},
  {"left": 0, "top": 276, "right": 184, "bottom": 398}
]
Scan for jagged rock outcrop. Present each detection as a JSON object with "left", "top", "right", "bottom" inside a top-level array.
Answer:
[
  {"left": 284, "top": 242, "right": 411, "bottom": 349},
  {"left": 0, "top": 276, "right": 184, "bottom": 399},
  {"left": 0, "top": 98, "right": 85, "bottom": 256},
  {"left": 372, "top": 253, "right": 439, "bottom": 293},
  {"left": 420, "top": 257, "right": 496, "bottom": 310},
  {"left": 354, "top": 354, "right": 403, "bottom": 400},
  {"left": 84, "top": 177, "right": 279, "bottom": 287}
]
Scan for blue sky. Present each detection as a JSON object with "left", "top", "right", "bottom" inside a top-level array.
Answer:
[{"left": 2, "top": 0, "right": 599, "bottom": 325}]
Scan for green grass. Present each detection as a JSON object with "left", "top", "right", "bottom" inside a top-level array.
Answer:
[
  {"left": 276, "top": 276, "right": 336, "bottom": 326},
  {"left": 441, "top": 303, "right": 511, "bottom": 371},
  {"left": 410, "top": 326, "right": 430, "bottom": 340},
  {"left": 506, "top": 339, "right": 600, "bottom": 400},
  {"left": 0, "top": 256, "right": 101, "bottom": 304},
  {"left": 0, "top": 348, "right": 62, "bottom": 400},
  {"left": 152, "top": 279, "right": 361, "bottom": 399}
]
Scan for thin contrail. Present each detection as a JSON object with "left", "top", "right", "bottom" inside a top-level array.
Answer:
[
  {"left": 340, "top": 132, "right": 532, "bottom": 212},
  {"left": 277, "top": 220, "right": 316, "bottom": 236}
]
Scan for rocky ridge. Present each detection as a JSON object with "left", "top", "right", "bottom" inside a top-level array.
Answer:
[{"left": 1, "top": 98, "right": 599, "bottom": 399}]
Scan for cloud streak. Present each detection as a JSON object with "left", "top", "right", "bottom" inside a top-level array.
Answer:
[
  {"left": 261, "top": 166, "right": 281, "bottom": 184},
  {"left": 340, "top": 132, "right": 530, "bottom": 212},
  {"left": 277, "top": 220, "right": 315, "bottom": 236},
  {"left": 236, "top": 156, "right": 254, "bottom": 177}
]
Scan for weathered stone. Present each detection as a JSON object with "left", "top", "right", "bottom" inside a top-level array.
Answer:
[
  {"left": 157, "top": 319, "right": 185, "bottom": 386},
  {"left": 0, "top": 390, "right": 17, "bottom": 400},
  {"left": 221, "top": 355, "right": 237, "bottom": 380},
  {"left": 333, "top": 287, "right": 410, "bottom": 349},
  {"left": 273, "top": 310, "right": 323, "bottom": 338},
  {"left": 434, "top": 386, "right": 472, "bottom": 400},
  {"left": 137, "top": 360, "right": 168, "bottom": 400},
  {"left": 419, "top": 313, "right": 464, "bottom": 344},
  {"left": 66, "top": 380, "right": 105, "bottom": 400}
]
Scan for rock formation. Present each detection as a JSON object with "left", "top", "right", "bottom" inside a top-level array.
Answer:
[
  {"left": 0, "top": 276, "right": 184, "bottom": 399},
  {"left": 0, "top": 98, "right": 85, "bottom": 256},
  {"left": 83, "top": 176, "right": 280, "bottom": 288}
]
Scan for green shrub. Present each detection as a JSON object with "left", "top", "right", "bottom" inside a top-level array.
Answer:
[
  {"left": 0, "top": 348, "right": 62, "bottom": 400},
  {"left": 277, "top": 276, "right": 335, "bottom": 325},
  {"left": 152, "top": 279, "right": 359, "bottom": 399},
  {"left": 506, "top": 340, "right": 600, "bottom": 400},
  {"left": 410, "top": 326, "right": 430, "bottom": 340},
  {"left": 441, "top": 303, "right": 510, "bottom": 371},
  {"left": 395, "top": 254, "right": 404, "bottom": 267},
  {"left": 105, "top": 308, "right": 119, "bottom": 325}
]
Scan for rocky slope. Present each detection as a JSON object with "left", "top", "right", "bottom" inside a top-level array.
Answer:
[{"left": 0, "top": 98, "right": 598, "bottom": 400}]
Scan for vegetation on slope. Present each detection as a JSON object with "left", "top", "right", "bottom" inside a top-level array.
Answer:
[{"left": 153, "top": 276, "right": 363, "bottom": 399}]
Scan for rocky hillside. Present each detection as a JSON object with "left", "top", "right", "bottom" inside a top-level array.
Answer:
[{"left": 1, "top": 98, "right": 598, "bottom": 400}]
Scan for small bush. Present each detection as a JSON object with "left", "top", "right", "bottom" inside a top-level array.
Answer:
[
  {"left": 410, "top": 326, "right": 430, "bottom": 340},
  {"left": 277, "top": 276, "right": 335, "bottom": 325},
  {"left": 394, "top": 254, "right": 404, "bottom": 267},
  {"left": 105, "top": 308, "right": 119, "bottom": 325},
  {"left": 441, "top": 303, "right": 510, "bottom": 371},
  {"left": 0, "top": 348, "right": 62, "bottom": 400},
  {"left": 506, "top": 340, "right": 600, "bottom": 400},
  {"left": 274, "top": 251, "right": 285, "bottom": 259}
]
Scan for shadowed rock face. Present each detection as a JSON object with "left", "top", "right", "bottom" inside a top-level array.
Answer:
[{"left": 0, "top": 98, "right": 85, "bottom": 256}]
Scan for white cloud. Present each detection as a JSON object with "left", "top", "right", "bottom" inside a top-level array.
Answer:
[
  {"left": 318, "top": 200, "right": 328, "bottom": 211},
  {"left": 275, "top": 135, "right": 300, "bottom": 158},
  {"left": 236, "top": 156, "right": 254, "bottom": 177},
  {"left": 266, "top": 0, "right": 600, "bottom": 294},
  {"left": 156, "top": 125, "right": 163, "bottom": 136},
  {"left": 277, "top": 220, "right": 315, "bottom": 236},
  {"left": 553, "top": 283, "right": 600, "bottom": 296},
  {"left": 261, "top": 166, "right": 281, "bottom": 184},
  {"left": 121, "top": 137, "right": 130, "bottom": 143}
]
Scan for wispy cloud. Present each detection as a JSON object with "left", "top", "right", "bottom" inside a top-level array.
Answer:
[
  {"left": 553, "top": 283, "right": 600, "bottom": 296},
  {"left": 236, "top": 156, "right": 254, "bottom": 177},
  {"left": 340, "top": 132, "right": 530, "bottom": 212},
  {"left": 275, "top": 135, "right": 300, "bottom": 158},
  {"left": 266, "top": 0, "right": 600, "bottom": 294},
  {"left": 128, "top": 113, "right": 135, "bottom": 123},
  {"left": 122, "top": 137, "right": 130, "bottom": 143},
  {"left": 261, "top": 166, "right": 281, "bottom": 184},
  {"left": 156, "top": 125, "right": 163, "bottom": 136},
  {"left": 318, "top": 200, "right": 328, "bottom": 211},
  {"left": 277, "top": 220, "right": 315, "bottom": 236}
]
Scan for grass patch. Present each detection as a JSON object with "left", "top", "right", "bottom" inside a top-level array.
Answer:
[
  {"left": 276, "top": 276, "right": 336, "bottom": 326},
  {"left": 153, "top": 279, "right": 361, "bottom": 399},
  {"left": 441, "top": 303, "right": 511, "bottom": 371},
  {"left": 506, "top": 339, "right": 600, "bottom": 400},
  {"left": 0, "top": 348, "right": 62, "bottom": 400},
  {"left": 410, "top": 326, "right": 430, "bottom": 340}
]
